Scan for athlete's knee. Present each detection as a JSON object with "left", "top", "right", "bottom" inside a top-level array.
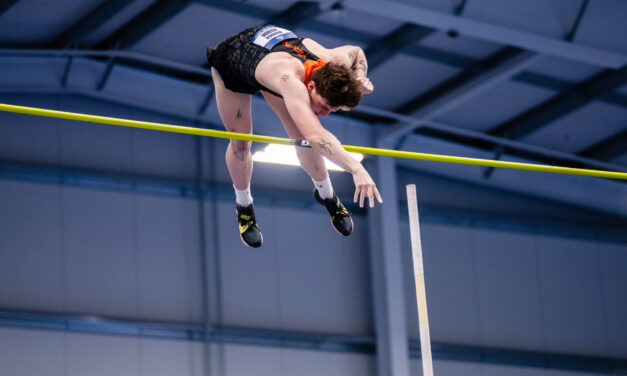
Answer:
[{"left": 231, "top": 139, "right": 251, "bottom": 152}]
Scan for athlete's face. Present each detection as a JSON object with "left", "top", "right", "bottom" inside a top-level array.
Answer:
[{"left": 307, "top": 81, "right": 339, "bottom": 117}]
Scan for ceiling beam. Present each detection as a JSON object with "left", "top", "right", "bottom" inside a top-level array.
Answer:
[
  {"left": 488, "top": 66, "right": 627, "bottom": 139},
  {"left": 97, "top": 0, "right": 190, "bottom": 49},
  {"left": 268, "top": 1, "right": 322, "bottom": 29},
  {"left": 365, "top": 23, "right": 434, "bottom": 71},
  {"left": 578, "top": 128, "right": 627, "bottom": 162},
  {"left": 382, "top": 48, "right": 543, "bottom": 140},
  {"left": 195, "top": 0, "right": 273, "bottom": 19},
  {"left": 52, "top": 0, "right": 132, "bottom": 48},
  {"left": 564, "top": 0, "right": 589, "bottom": 41},
  {"left": 0, "top": 0, "right": 19, "bottom": 16},
  {"left": 399, "top": 47, "right": 540, "bottom": 116},
  {"left": 342, "top": 0, "right": 627, "bottom": 68}
]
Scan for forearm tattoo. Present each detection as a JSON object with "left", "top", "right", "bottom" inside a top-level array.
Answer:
[
  {"left": 236, "top": 108, "right": 242, "bottom": 119},
  {"left": 281, "top": 74, "right": 289, "bottom": 82},
  {"left": 357, "top": 59, "right": 367, "bottom": 74},
  {"left": 316, "top": 138, "right": 332, "bottom": 156},
  {"left": 348, "top": 49, "right": 358, "bottom": 61}
]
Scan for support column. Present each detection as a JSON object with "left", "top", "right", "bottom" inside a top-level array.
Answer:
[{"left": 368, "top": 138, "right": 410, "bottom": 376}]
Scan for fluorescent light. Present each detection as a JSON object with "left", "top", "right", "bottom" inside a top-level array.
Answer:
[{"left": 252, "top": 144, "right": 363, "bottom": 172}]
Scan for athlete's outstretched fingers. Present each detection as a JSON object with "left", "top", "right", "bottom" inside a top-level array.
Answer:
[
  {"left": 374, "top": 185, "right": 383, "bottom": 203},
  {"left": 359, "top": 187, "right": 365, "bottom": 208},
  {"left": 368, "top": 186, "right": 374, "bottom": 207},
  {"left": 354, "top": 188, "right": 359, "bottom": 204}
]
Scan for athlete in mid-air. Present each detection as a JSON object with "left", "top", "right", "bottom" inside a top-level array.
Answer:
[{"left": 207, "top": 25, "right": 382, "bottom": 248}]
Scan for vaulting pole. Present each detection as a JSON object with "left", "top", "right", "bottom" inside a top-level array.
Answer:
[{"left": 406, "top": 184, "right": 434, "bottom": 376}]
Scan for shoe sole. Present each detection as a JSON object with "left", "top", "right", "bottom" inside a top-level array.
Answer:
[
  {"left": 330, "top": 216, "right": 354, "bottom": 236},
  {"left": 240, "top": 232, "right": 263, "bottom": 248}
]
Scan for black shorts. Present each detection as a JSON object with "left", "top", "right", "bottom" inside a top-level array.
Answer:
[{"left": 208, "top": 26, "right": 272, "bottom": 95}]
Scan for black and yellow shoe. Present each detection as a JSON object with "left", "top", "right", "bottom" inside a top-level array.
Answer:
[
  {"left": 314, "top": 188, "right": 353, "bottom": 236},
  {"left": 236, "top": 204, "right": 263, "bottom": 248}
]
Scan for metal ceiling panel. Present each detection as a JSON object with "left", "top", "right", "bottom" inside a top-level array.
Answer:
[
  {"left": 97, "top": 0, "right": 191, "bottom": 49},
  {"left": 435, "top": 81, "right": 556, "bottom": 132},
  {"left": 360, "top": 54, "right": 459, "bottom": 110},
  {"left": 132, "top": 4, "right": 263, "bottom": 65},
  {"left": 550, "top": 0, "right": 588, "bottom": 39},
  {"left": 574, "top": 0, "right": 627, "bottom": 54},
  {"left": 291, "top": 27, "right": 365, "bottom": 50},
  {"left": 579, "top": 128, "right": 627, "bottom": 162},
  {"left": 613, "top": 152, "right": 627, "bottom": 166},
  {"left": 524, "top": 55, "right": 601, "bottom": 82},
  {"left": 312, "top": 7, "right": 401, "bottom": 37},
  {"left": 240, "top": 0, "right": 301, "bottom": 13},
  {"left": 51, "top": 0, "right": 133, "bottom": 48},
  {"left": 365, "top": 23, "right": 435, "bottom": 71},
  {"left": 80, "top": 0, "right": 157, "bottom": 47},
  {"left": 464, "top": 0, "right": 565, "bottom": 38},
  {"left": 418, "top": 32, "right": 501, "bottom": 60},
  {"left": 346, "top": 0, "right": 627, "bottom": 68},
  {"left": 0, "top": 0, "right": 21, "bottom": 16},
  {"left": 489, "top": 68, "right": 627, "bottom": 139},
  {"left": 520, "top": 101, "right": 627, "bottom": 154},
  {"left": 393, "top": 0, "right": 456, "bottom": 13},
  {"left": 0, "top": 0, "right": 100, "bottom": 45}
]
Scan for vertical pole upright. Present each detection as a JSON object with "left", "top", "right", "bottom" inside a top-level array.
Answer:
[{"left": 406, "top": 184, "right": 434, "bottom": 376}]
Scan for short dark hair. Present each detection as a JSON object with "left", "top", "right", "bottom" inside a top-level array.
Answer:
[{"left": 310, "top": 62, "right": 362, "bottom": 109}]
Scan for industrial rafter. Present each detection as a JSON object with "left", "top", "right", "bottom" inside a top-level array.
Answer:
[
  {"left": 342, "top": 0, "right": 627, "bottom": 68},
  {"left": 268, "top": 1, "right": 322, "bottom": 29},
  {"left": 52, "top": 0, "right": 132, "bottom": 48},
  {"left": 397, "top": 48, "right": 519, "bottom": 114},
  {"left": 382, "top": 48, "right": 542, "bottom": 140},
  {"left": 579, "top": 128, "right": 627, "bottom": 162},
  {"left": 488, "top": 66, "right": 627, "bottom": 139},
  {"left": 365, "top": 23, "right": 434, "bottom": 71},
  {"left": 97, "top": 0, "right": 190, "bottom": 49},
  {"left": 0, "top": 0, "right": 19, "bottom": 16}
]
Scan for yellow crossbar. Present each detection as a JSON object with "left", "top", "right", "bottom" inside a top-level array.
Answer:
[{"left": 1, "top": 102, "right": 626, "bottom": 180}]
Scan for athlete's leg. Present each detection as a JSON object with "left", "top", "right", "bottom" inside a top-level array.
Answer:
[
  {"left": 213, "top": 68, "right": 262, "bottom": 247},
  {"left": 213, "top": 68, "right": 254, "bottom": 190}
]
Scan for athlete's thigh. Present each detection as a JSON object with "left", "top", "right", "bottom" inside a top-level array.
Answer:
[{"left": 212, "top": 68, "right": 252, "bottom": 134}]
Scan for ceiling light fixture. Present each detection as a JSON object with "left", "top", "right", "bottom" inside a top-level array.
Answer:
[{"left": 252, "top": 144, "right": 363, "bottom": 172}]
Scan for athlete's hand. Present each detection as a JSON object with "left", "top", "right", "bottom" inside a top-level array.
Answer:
[{"left": 352, "top": 166, "right": 382, "bottom": 208}]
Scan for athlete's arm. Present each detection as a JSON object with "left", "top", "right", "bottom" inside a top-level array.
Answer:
[
  {"left": 274, "top": 70, "right": 382, "bottom": 207},
  {"left": 330, "top": 46, "right": 373, "bottom": 94}
]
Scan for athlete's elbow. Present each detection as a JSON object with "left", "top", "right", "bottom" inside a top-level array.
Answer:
[{"left": 303, "top": 132, "right": 324, "bottom": 145}]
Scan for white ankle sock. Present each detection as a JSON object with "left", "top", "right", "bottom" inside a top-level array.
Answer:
[
  {"left": 313, "top": 176, "right": 334, "bottom": 199},
  {"left": 234, "top": 185, "right": 253, "bottom": 206}
]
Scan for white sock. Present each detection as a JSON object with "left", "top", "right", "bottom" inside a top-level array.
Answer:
[
  {"left": 313, "top": 176, "right": 334, "bottom": 199},
  {"left": 234, "top": 185, "right": 253, "bottom": 206}
]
